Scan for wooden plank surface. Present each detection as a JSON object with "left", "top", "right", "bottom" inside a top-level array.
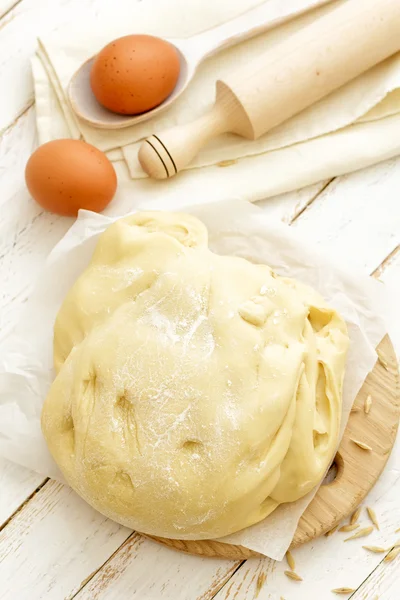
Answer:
[
  {"left": 0, "top": 1, "right": 399, "bottom": 599},
  {"left": 0, "top": 481, "right": 131, "bottom": 600},
  {"left": 0, "top": 459, "right": 44, "bottom": 525},
  {"left": 291, "top": 156, "right": 400, "bottom": 274},
  {"left": 76, "top": 536, "right": 241, "bottom": 600},
  {"left": 352, "top": 538, "right": 400, "bottom": 600}
]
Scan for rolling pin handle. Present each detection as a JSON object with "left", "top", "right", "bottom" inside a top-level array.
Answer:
[{"left": 138, "top": 103, "right": 232, "bottom": 180}]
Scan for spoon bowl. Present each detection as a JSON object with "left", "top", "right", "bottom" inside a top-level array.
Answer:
[{"left": 68, "top": 44, "right": 192, "bottom": 130}]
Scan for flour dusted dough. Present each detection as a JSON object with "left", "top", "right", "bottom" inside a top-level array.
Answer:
[{"left": 41, "top": 212, "right": 349, "bottom": 539}]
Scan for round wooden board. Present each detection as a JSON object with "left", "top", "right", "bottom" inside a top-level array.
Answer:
[{"left": 144, "top": 335, "right": 400, "bottom": 559}]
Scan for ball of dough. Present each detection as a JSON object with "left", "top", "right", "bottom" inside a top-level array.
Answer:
[{"left": 41, "top": 211, "right": 349, "bottom": 539}]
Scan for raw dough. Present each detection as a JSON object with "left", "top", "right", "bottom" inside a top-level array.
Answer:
[{"left": 41, "top": 211, "right": 349, "bottom": 539}]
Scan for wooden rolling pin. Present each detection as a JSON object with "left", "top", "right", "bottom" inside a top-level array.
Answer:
[{"left": 138, "top": 0, "right": 400, "bottom": 180}]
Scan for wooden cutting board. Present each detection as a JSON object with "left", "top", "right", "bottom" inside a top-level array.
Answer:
[{"left": 144, "top": 335, "right": 400, "bottom": 559}]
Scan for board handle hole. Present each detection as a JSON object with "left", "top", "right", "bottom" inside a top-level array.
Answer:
[{"left": 322, "top": 452, "right": 344, "bottom": 486}]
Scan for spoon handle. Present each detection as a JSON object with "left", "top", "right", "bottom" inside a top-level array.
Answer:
[
  {"left": 184, "top": 0, "right": 332, "bottom": 61},
  {"left": 139, "top": 0, "right": 400, "bottom": 180}
]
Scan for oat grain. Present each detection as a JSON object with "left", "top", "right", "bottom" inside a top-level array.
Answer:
[
  {"left": 367, "top": 507, "right": 379, "bottom": 530},
  {"left": 284, "top": 570, "right": 302, "bottom": 581},
  {"left": 384, "top": 546, "right": 400, "bottom": 562},
  {"left": 344, "top": 526, "right": 374, "bottom": 541},
  {"left": 350, "top": 507, "right": 362, "bottom": 525},
  {"left": 286, "top": 550, "right": 295, "bottom": 571},
  {"left": 351, "top": 439, "right": 372, "bottom": 451},
  {"left": 362, "top": 545, "right": 386, "bottom": 553},
  {"left": 339, "top": 524, "right": 359, "bottom": 533}
]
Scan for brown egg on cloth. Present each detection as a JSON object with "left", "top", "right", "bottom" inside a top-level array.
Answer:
[
  {"left": 90, "top": 34, "right": 180, "bottom": 115},
  {"left": 25, "top": 139, "right": 117, "bottom": 217}
]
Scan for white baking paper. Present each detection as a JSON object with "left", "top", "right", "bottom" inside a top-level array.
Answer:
[{"left": 0, "top": 196, "right": 394, "bottom": 560}]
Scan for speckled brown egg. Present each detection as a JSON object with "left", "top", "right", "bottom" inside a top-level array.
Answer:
[
  {"left": 90, "top": 34, "right": 180, "bottom": 115},
  {"left": 25, "top": 139, "right": 117, "bottom": 217}
]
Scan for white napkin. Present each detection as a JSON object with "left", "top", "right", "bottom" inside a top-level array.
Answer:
[
  {"left": 32, "top": 0, "right": 400, "bottom": 203},
  {"left": 0, "top": 195, "right": 396, "bottom": 559}
]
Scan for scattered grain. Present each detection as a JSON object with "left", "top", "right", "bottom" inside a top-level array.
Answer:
[
  {"left": 344, "top": 526, "right": 374, "bottom": 541},
  {"left": 395, "top": 527, "right": 400, "bottom": 534},
  {"left": 364, "top": 394, "right": 372, "bottom": 414},
  {"left": 331, "top": 588, "right": 355, "bottom": 595},
  {"left": 350, "top": 406, "right": 361, "bottom": 413},
  {"left": 286, "top": 550, "right": 295, "bottom": 571},
  {"left": 362, "top": 545, "right": 386, "bottom": 553},
  {"left": 325, "top": 525, "right": 339, "bottom": 537},
  {"left": 377, "top": 352, "right": 389, "bottom": 370},
  {"left": 284, "top": 570, "right": 302, "bottom": 581},
  {"left": 384, "top": 546, "right": 400, "bottom": 562},
  {"left": 367, "top": 507, "right": 380, "bottom": 530},
  {"left": 255, "top": 572, "right": 266, "bottom": 597},
  {"left": 339, "top": 524, "right": 360, "bottom": 533},
  {"left": 217, "top": 159, "right": 237, "bottom": 168},
  {"left": 351, "top": 439, "right": 372, "bottom": 451},
  {"left": 350, "top": 507, "right": 362, "bottom": 525}
]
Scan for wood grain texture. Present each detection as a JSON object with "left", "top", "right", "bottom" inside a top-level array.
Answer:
[
  {"left": 0, "top": 0, "right": 22, "bottom": 20},
  {"left": 352, "top": 539, "right": 400, "bottom": 599},
  {"left": 0, "top": 458, "right": 44, "bottom": 526},
  {"left": 142, "top": 335, "right": 400, "bottom": 559},
  {"left": 257, "top": 179, "right": 331, "bottom": 224},
  {"left": 0, "top": 481, "right": 131, "bottom": 600},
  {"left": 291, "top": 156, "right": 400, "bottom": 274},
  {"left": 75, "top": 534, "right": 241, "bottom": 600}
]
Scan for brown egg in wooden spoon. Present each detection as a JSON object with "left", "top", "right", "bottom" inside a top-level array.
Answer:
[{"left": 68, "top": 1, "right": 317, "bottom": 130}]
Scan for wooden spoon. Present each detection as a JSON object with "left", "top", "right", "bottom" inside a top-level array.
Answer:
[{"left": 68, "top": 0, "right": 332, "bottom": 129}]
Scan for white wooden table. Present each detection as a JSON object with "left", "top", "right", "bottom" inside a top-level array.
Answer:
[{"left": 0, "top": 1, "right": 399, "bottom": 599}]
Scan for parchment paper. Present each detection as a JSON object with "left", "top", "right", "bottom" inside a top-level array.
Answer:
[{"left": 0, "top": 197, "right": 395, "bottom": 560}]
